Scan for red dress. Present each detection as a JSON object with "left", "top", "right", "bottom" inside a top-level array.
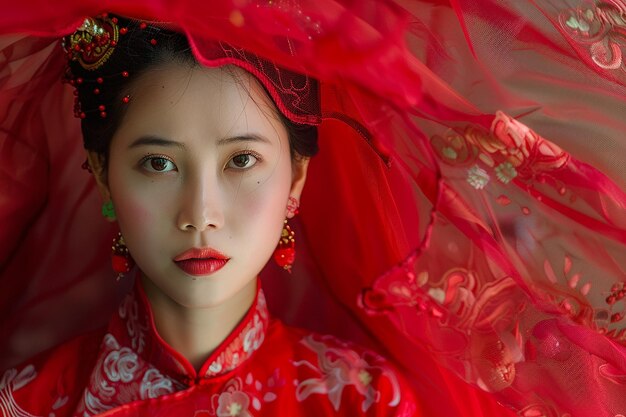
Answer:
[{"left": 1, "top": 279, "right": 416, "bottom": 417}]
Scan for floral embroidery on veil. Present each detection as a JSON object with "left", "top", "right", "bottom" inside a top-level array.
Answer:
[{"left": 559, "top": 0, "right": 626, "bottom": 71}]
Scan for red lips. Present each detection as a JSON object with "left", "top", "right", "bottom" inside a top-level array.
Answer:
[{"left": 173, "top": 248, "right": 229, "bottom": 276}]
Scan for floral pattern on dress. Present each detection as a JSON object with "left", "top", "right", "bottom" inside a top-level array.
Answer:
[
  {"left": 140, "top": 368, "right": 175, "bottom": 399},
  {"left": 209, "top": 371, "right": 283, "bottom": 417},
  {"left": 75, "top": 333, "right": 176, "bottom": 417},
  {"left": 0, "top": 365, "right": 41, "bottom": 417},
  {"left": 292, "top": 334, "right": 401, "bottom": 412},
  {"left": 71, "top": 285, "right": 270, "bottom": 416},
  {"left": 118, "top": 293, "right": 149, "bottom": 354},
  {"left": 205, "top": 292, "right": 269, "bottom": 378},
  {"left": 212, "top": 378, "right": 253, "bottom": 417}
]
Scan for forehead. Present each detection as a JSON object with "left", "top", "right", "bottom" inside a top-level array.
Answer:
[{"left": 116, "top": 63, "right": 283, "bottom": 139}]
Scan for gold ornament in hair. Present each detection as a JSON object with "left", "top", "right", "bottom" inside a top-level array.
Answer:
[{"left": 63, "top": 15, "right": 120, "bottom": 71}]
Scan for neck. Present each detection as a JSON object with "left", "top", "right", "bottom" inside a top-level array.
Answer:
[{"left": 140, "top": 275, "right": 257, "bottom": 372}]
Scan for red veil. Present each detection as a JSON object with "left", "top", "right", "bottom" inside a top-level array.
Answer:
[{"left": 3, "top": 1, "right": 626, "bottom": 416}]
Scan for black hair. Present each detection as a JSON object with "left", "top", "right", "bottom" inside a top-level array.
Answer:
[{"left": 65, "top": 15, "right": 318, "bottom": 168}]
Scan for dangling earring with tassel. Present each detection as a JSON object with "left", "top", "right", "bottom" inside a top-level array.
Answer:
[
  {"left": 273, "top": 220, "right": 296, "bottom": 273},
  {"left": 112, "top": 232, "right": 134, "bottom": 280}
]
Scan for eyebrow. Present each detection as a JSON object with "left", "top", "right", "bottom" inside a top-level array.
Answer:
[
  {"left": 128, "top": 134, "right": 271, "bottom": 149},
  {"left": 217, "top": 134, "right": 271, "bottom": 147},
  {"left": 128, "top": 135, "right": 185, "bottom": 150}
]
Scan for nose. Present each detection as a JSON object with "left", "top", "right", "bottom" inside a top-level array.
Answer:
[{"left": 176, "top": 172, "right": 225, "bottom": 232}]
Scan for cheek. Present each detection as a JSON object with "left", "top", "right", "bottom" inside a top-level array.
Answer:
[
  {"left": 227, "top": 168, "right": 292, "bottom": 251},
  {"left": 116, "top": 197, "right": 153, "bottom": 228},
  {"left": 108, "top": 169, "right": 165, "bottom": 243},
  {"left": 239, "top": 165, "right": 291, "bottom": 219},
  {"left": 110, "top": 187, "right": 170, "bottom": 268}
]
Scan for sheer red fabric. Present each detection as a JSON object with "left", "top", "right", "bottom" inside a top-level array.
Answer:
[{"left": 3, "top": 1, "right": 626, "bottom": 416}]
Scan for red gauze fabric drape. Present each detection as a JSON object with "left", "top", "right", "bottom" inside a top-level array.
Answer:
[{"left": 3, "top": 1, "right": 626, "bottom": 416}]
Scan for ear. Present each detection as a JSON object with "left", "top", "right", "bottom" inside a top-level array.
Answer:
[
  {"left": 287, "top": 156, "right": 310, "bottom": 218},
  {"left": 87, "top": 151, "right": 111, "bottom": 202}
]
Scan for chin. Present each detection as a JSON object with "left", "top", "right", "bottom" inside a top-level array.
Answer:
[
  {"left": 173, "top": 283, "right": 252, "bottom": 309},
  {"left": 177, "top": 296, "right": 226, "bottom": 309},
  {"left": 142, "top": 263, "right": 259, "bottom": 309}
]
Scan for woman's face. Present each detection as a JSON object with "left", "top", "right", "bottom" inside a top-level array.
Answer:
[{"left": 92, "top": 63, "right": 307, "bottom": 309}]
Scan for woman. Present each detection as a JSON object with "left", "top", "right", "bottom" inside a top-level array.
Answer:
[
  {"left": 1, "top": 14, "right": 418, "bottom": 416},
  {"left": 4, "top": 1, "right": 626, "bottom": 417}
]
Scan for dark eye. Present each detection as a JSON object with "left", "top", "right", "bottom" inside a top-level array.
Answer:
[
  {"left": 228, "top": 153, "right": 258, "bottom": 169},
  {"left": 141, "top": 156, "right": 176, "bottom": 173}
]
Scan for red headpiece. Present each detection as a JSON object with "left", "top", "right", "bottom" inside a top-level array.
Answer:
[{"left": 63, "top": 14, "right": 321, "bottom": 125}]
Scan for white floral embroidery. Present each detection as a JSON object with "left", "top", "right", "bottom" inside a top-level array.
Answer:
[
  {"left": 118, "top": 294, "right": 148, "bottom": 353},
  {"left": 52, "top": 395, "right": 69, "bottom": 410},
  {"left": 0, "top": 366, "right": 41, "bottom": 417},
  {"left": 0, "top": 366, "right": 36, "bottom": 391},
  {"left": 79, "top": 335, "right": 125, "bottom": 415},
  {"left": 495, "top": 162, "right": 517, "bottom": 184},
  {"left": 243, "top": 314, "right": 265, "bottom": 353},
  {"left": 75, "top": 289, "right": 269, "bottom": 415},
  {"left": 293, "top": 334, "right": 401, "bottom": 412},
  {"left": 140, "top": 369, "right": 174, "bottom": 399},
  {"left": 428, "top": 287, "right": 446, "bottom": 304},
  {"left": 103, "top": 346, "right": 139, "bottom": 383},
  {"left": 559, "top": 3, "right": 626, "bottom": 71},
  {"left": 467, "top": 165, "right": 490, "bottom": 189},
  {"left": 82, "top": 390, "right": 109, "bottom": 417},
  {"left": 205, "top": 292, "right": 269, "bottom": 377},
  {"left": 216, "top": 391, "right": 252, "bottom": 417},
  {"left": 212, "top": 378, "right": 254, "bottom": 417},
  {"left": 564, "top": 14, "right": 590, "bottom": 32},
  {"left": 76, "top": 333, "right": 176, "bottom": 417},
  {"left": 209, "top": 361, "right": 223, "bottom": 374}
]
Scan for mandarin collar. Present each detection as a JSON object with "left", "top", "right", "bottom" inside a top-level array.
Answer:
[{"left": 107, "top": 275, "right": 270, "bottom": 386}]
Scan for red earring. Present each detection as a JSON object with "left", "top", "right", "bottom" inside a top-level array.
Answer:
[
  {"left": 112, "top": 232, "right": 134, "bottom": 280},
  {"left": 273, "top": 220, "right": 296, "bottom": 273}
]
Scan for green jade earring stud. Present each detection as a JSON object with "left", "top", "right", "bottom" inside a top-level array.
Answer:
[{"left": 102, "top": 200, "right": 116, "bottom": 221}]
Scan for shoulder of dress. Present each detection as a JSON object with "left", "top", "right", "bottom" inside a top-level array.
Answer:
[
  {"left": 0, "top": 328, "right": 105, "bottom": 417},
  {"left": 271, "top": 325, "right": 419, "bottom": 416}
]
